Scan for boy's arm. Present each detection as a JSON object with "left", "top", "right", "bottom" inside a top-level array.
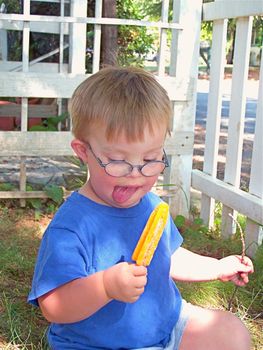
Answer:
[
  {"left": 170, "top": 247, "right": 253, "bottom": 285},
  {"left": 38, "top": 262, "right": 147, "bottom": 324}
]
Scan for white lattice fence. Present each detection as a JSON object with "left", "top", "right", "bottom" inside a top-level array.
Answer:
[
  {"left": 192, "top": 0, "right": 263, "bottom": 256},
  {"left": 0, "top": 0, "right": 203, "bottom": 218}
]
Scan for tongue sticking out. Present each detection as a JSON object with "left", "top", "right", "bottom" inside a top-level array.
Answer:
[{"left": 112, "top": 186, "right": 138, "bottom": 204}]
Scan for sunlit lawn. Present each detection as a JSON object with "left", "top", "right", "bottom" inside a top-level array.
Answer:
[{"left": 0, "top": 206, "right": 262, "bottom": 349}]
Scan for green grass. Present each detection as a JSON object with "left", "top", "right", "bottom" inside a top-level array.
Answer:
[
  {"left": 0, "top": 207, "right": 49, "bottom": 349},
  {"left": 0, "top": 207, "right": 262, "bottom": 349},
  {"left": 179, "top": 226, "right": 263, "bottom": 349}
]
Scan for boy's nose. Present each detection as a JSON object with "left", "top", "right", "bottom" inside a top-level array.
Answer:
[{"left": 127, "top": 165, "right": 143, "bottom": 178}]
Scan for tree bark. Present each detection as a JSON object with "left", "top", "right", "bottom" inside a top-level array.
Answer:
[{"left": 101, "top": 0, "right": 118, "bottom": 67}]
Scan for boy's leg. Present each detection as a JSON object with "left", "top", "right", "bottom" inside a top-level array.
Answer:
[{"left": 179, "top": 305, "right": 251, "bottom": 350}]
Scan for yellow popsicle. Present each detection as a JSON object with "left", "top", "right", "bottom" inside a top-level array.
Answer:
[{"left": 132, "top": 202, "right": 169, "bottom": 266}]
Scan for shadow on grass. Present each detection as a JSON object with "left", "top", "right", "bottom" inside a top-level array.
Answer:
[{"left": 0, "top": 207, "right": 50, "bottom": 350}]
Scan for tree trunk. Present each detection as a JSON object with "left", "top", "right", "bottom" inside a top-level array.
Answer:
[
  {"left": 101, "top": 0, "right": 118, "bottom": 67},
  {"left": 226, "top": 28, "right": 236, "bottom": 65}
]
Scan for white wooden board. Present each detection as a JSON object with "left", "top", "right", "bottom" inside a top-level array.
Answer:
[
  {"left": 192, "top": 170, "right": 263, "bottom": 225},
  {"left": 0, "top": 72, "right": 192, "bottom": 101},
  {"left": 203, "top": 1, "right": 263, "bottom": 21},
  {"left": 0, "top": 131, "right": 194, "bottom": 157}
]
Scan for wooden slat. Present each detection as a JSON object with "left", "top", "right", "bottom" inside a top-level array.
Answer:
[
  {"left": 165, "top": 131, "right": 194, "bottom": 156},
  {"left": 0, "top": 131, "right": 193, "bottom": 157},
  {"left": 158, "top": 0, "right": 169, "bottom": 76},
  {"left": 202, "top": 19, "right": 227, "bottom": 178},
  {"left": 0, "top": 105, "right": 57, "bottom": 118},
  {"left": 163, "top": 0, "right": 203, "bottom": 218},
  {"left": 0, "top": 61, "right": 69, "bottom": 73},
  {"left": 169, "top": 0, "right": 180, "bottom": 77},
  {"left": 21, "top": 98, "right": 28, "bottom": 131},
  {"left": 92, "top": 0, "right": 103, "bottom": 73},
  {"left": 0, "top": 21, "right": 70, "bottom": 35},
  {"left": 0, "top": 186, "right": 176, "bottom": 201},
  {"left": 0, "top": 72, "right": 87, "bottom": 98},
  {"left": 246, "top": 221, "right": 263, "bottom": 257},
  {"left": 59, "top": 0, "right": 65, "bottom": 74},
  {"left": 192, "top": 170, "right": 263, "bottom": 225},
  {"left": 249, "top": 60, "right": 263, "bottom": 199},
  {"left": 0, "top": 21, "right": 7, "bottom": 60},
  {"left": 200, "top": 17, "right": 228, "bottom": 227},
  {"left": 0, "top": 188, "right": 177, "bottom": 201},
  {"left": 57, "top": 0, "right": 65, "bottom": 126},
  {"left": 224, "top": 17, "right": 253, "bottom": 186},
  {"left": 1, "top": 131, "right": 73, "bottom": 156},
  {"left": 203, "top": 1, "right": 263, "bottom": 21},
  {"left": 245, "top": 53, "right": 263, "bottom": 256},
  {"left": 0, "top": 190, "right": 71, "bottom": 199},
  {"left": 157, "top": 76, "right": 194, "bottom": 101},
  {"left": 22, "top": 14, "right": 30, "bottom": 72},
  {"left": 221, "top": 16, "right": 253, "bottom": 236},
  {"left": 0, "top": 13, "right": 183, "bottom": 30},
  {"left": 19, "top": 156, "right": 26, "bottom": 207},
  {"left": 0, "top": 72, "right": 192, "bottom": 101},
  {"left": 19, "top": 0, "right": 30, "bottom": 207},
  {"left": 69, "top": 0, "right": 87, "bottom": 74},
  {"left": 31, "top": 0, "right": 70, "bottom": 3}
]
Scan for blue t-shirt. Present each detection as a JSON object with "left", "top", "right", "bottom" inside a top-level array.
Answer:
[{"left": 28, "top": 191, "right": 183, "bottom": 349}]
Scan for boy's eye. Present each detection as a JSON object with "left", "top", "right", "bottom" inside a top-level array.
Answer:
[
  {"left": 108, "top": 158, "right": 125, "bottom": 162},
  {"left": 144, "top": 153, "right": 162, "bottom": 162},
  {"left": 144, "top": 158, "right": 157, "bottom": 162}
]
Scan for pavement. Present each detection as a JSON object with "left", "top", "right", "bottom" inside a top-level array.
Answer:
[{"left": 197, "top": 77, "right": 259, "bottom": 99}]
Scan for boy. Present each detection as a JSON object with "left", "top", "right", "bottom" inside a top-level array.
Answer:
[{"left": 28, "top": 67, "right": 254, "bottom": 349}]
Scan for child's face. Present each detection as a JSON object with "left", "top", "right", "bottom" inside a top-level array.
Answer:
[{"left": 85, "top": 123, "right": 167, "bottom": 208}]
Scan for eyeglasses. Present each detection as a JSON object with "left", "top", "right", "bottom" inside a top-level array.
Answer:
[{"left": 87, "top": 144, "right": 169, "bottom": 177}]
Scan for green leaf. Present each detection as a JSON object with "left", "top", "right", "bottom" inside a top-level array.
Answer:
[
  {"left": 45, "top": 185, "right": 64, "bottom": 204},
  {"left": 45, "top": 124, "right": 57, "bottom": 131},
  {"left": 48, "top": 113, "right": 67, "bottom": 126},
  {"left": 174, "top": 215, "right": 186, "bottom": 229},
  {"left": 193, "top": 217, "right": 204, "bottom": 226},
  {"left": 34, "top": 209, "right": 42, "bottom": 221},
  {"left": 0, "top": 183, "right": 15, "bottom": 191},
  {"left": 29, "top": 125, "right": 48, "bottom": 131},
  {"left": 26, "top": 184, "right": 33, "bottom": 191},
  {"left": 28, "top": 198, "right": 42, "bottom": 210}
]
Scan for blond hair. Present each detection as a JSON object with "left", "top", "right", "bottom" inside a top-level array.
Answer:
[{"left": 69, "top": 66, "right": 172, "bottom": 142}]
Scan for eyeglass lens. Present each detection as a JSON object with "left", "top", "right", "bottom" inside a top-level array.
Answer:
[{"left": 105, "top": 161, "right": 166, "bottom": 177}]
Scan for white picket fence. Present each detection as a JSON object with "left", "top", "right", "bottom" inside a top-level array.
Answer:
[
  {"left": 192, "top": 0, "right": 263, "bottom": 256},
  {"left": 0, "top": 0, "right": 262, "bottom": 256},
  {"left": 0, "top": 0, "right": 202, "bottom": 217}
]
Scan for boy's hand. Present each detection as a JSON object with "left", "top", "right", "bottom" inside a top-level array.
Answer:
[
  {"left": 218, "top": 255, "right": 254, "bottom": 286},
  {"left": 103, "top": 262, "right": 147, "bottom": 303}
]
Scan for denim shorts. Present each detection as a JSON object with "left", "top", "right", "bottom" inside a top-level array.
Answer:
[{"left": 135, "top": 300, "right": 192, "bottom": 350}]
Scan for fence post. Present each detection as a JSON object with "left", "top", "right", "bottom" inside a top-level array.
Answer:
[
  {"left": 221, "top": 16, "right": 253, "bottom": 237},
  {"left": 200, "top": 13, "right": 228, "bottom": 228},
  {"left": 69, "top": 0, "right": 87, "bottom": 74},
  {"left": 166, "top": 0, "right": 202, "bottom": 218},
  {"left": 0, "top": 2, "right": 7, "bottom": 61},
  {"left": 245, "top": 54, "right": 263, "bottom": 257}
]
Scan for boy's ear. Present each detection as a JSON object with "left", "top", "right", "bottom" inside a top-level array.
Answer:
[{"left": 71, "top": 139, "right": 88, "bottom": 162}]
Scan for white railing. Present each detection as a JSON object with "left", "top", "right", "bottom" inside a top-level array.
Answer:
[{"left": 192, "top": 0, "right": 263, "bottom": 256}]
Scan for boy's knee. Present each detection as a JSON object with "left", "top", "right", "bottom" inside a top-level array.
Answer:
[
  {"left": 180, "top": 306, "right": 251, "bottom": 350},
  {"left": 221, "top": 311, "right": 251, "bottom": 349}
]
